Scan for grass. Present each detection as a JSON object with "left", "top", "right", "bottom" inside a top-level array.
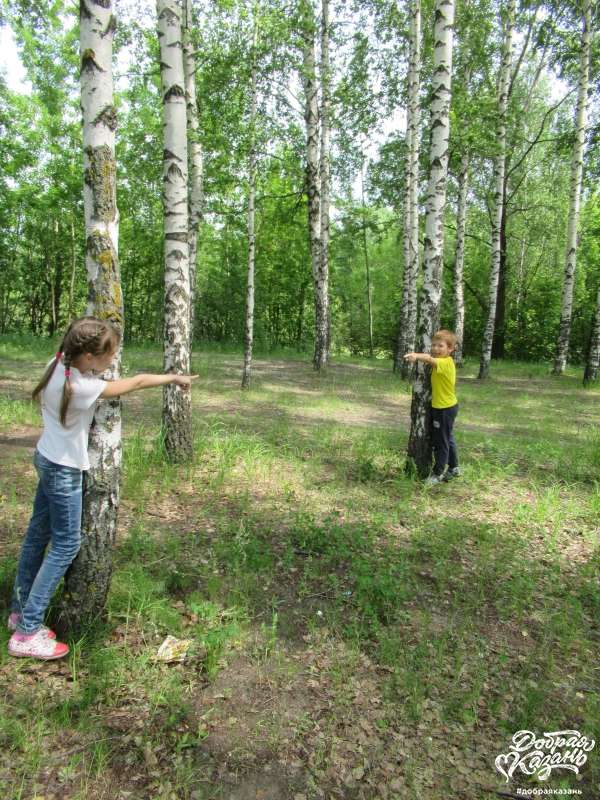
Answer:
[{"left": 0, "top": 339, "right": 599, "bottom": 799}]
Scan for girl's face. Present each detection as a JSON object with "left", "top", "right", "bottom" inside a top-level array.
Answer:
[{"left": 82, "top": 348, "right": 117, "bottom": 374}]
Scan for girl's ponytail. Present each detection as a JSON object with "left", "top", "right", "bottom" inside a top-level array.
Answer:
[
  {"left": 31, "top": 327, "right": 71, "bottom": 405},
  {"left": 59, "top": 353, "right": 74, "bottom": 426}
]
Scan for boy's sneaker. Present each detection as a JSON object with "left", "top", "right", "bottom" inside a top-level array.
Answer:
[
  {"left": 7, "top": 612, "right": 56, "bottom": 639},
  {"left": 443, "top": 467, "right": 461, "bottom": 482},
  {"left": 8, "top": 629, "right": 69, "bottom": 660},
  {"left": 423, "top": 474, "right": 444, "bottom": 487}
]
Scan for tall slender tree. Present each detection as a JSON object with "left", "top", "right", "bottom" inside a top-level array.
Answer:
[
  {"left": 395, "top": 0, "right": 421, "bottom": 378},
  {"left": 183, "top": 0, "right": 204, "bottom": 350},
  {"left": 62, "top": 0, "right": 123, "bottom": 632},
  {"left": 553, "top": 0, "right": 592, "bottom": 375},
  {"left": 300, "top": 0, "right": 327, "bottom": 370},
  {"left": 584, "top": 285, "right": 600, "bottom": 385},
  {"left": 406, "top": 0, "right": 455, "bottom": 478},
  {"left": 478, "top": 0, "right": 515, "bottom": 379},
  {"left": 242, "top": 9, "right": 259, "bottom": 390},
  {"left": 453, "top": 151, "right": 470, "bottom": 366},
  {"left": 319, "top": 0, "right": 332, "bottom": 360},
  {"left": 157, "top": 0, "right": 192, "bottom": 460}
]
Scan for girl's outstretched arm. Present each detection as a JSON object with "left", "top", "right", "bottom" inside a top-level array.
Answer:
[{"left": 100, "top": 374, "right": 198, "bottom": 399}]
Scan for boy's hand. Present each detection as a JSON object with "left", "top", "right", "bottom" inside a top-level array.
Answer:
[
  {"left": 172, "top": 374, "right": 199, "bottom": 390},
  {"left": 404, "top": 353, "right": 417, "bottom": 363}
]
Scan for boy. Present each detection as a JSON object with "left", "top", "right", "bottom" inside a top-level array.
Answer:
[{"left": 404, "top": 329, "right": 460, "bottom": 486}]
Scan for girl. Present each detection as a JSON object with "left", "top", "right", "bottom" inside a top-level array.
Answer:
[{"left": 8, "top": 316, "right": 197, "bottom": 660}]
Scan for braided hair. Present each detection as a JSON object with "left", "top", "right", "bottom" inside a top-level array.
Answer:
[{"left": 33, "top": 317, "right": 121, "bottom": 426}]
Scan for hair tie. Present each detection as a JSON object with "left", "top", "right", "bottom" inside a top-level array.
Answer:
[
  {"left": 56, "top": 351, "right": 62, "bottom": 360},
  {"left": 64, "top": 369, "right": 71, "bottom": 378}
]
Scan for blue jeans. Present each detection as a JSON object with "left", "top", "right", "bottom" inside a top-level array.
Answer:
[{"left": 11, "top": 450, "right": 83, "bottom": 634}]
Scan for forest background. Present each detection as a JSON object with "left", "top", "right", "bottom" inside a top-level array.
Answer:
[{"left": 0, "top": 0, "right": 599, "bottom": 369}]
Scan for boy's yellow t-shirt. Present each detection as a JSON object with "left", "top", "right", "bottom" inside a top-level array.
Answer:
[{"left": 431, "top": 356, "right": 457, "bottom": 409}]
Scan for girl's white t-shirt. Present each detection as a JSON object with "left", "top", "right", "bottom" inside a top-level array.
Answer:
[{"left": 36, "top": 360, "right": 106, "bottom": 471}]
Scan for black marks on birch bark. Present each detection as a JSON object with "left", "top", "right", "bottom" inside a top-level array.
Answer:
[
  {"left": 81, "top": 49, "right": 105, "bottom": 74},
  {"left": 93, "top": 104, "right": 118, "bottom": 130},
  {"left": 84, "top": 145, "right": 116, "bottom": 221}
]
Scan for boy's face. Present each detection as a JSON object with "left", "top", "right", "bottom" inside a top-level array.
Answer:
[{"left": 431, "top": 338, "right": 453, "bottom": 358}]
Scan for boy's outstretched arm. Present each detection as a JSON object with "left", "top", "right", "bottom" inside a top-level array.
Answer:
[
  {"left": 404, "top": 352, "right": 436, "bottom": 366},
  {"left": 100, "top": 374, "right": 198, "bottom": 399}
]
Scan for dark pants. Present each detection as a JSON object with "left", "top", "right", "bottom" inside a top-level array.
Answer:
[{"left": 431, "top": 404, "right": 459, "bottom": 476}]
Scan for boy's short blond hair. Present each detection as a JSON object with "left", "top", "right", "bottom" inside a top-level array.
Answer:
[{"left": 432, "top": 329, "right": 458, "bottom": 350}]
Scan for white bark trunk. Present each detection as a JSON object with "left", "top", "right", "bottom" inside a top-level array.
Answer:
[
  {"left": 453, "top": 150, "right": 469, "bottom": 366},
  {"left": 319, "top": 0, "right": 331, "bottom": 365},
  {"left": 63, "top": 0, "right": 122, "bottom": 632},
  {"left": 406, "top": 0, "right": 455, "bottom": 478},
  {"left": 183, "top": 0, "right": 203, "bottom": 353},
  {"left": 157, "top": 0, "right": 192, "bottom": 461},
  {"left": 478, "top": 0, "right": 515, "bottom": 379},
  {"left": 242, "top": 17, "right": 258, "bottom": 390},
  {"left": 584, "top": 285, "right": 600, "bottom": 385},
  {"left": 553, "top": 0, "right": 592, "bottom": 375},
  {"left": 361, "top": 168, "right": 374, "bottom": 357},
  {"left": 300, "top": 1, "right": 324, "bottom": 371},
  {"left": 396, "top": 0, "right": 421, "bottom": 378}
]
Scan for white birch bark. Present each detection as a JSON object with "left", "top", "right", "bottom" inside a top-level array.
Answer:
[
  {"left": 319, "top": 0, "right": 331, "bottom": 365},
  {"left": 584, "top": 285, "right": 600, "bottom": 385},
  {"left": 242, "top": 16, "right": 258, "bottom": 390},
  {"left": 396, "top": 0, "right": 421, "bottom": 378},
  {"left": 361, "top": 168, "right": 374, "bottom": 357},
  {"left": 453, "top": 150, "right": 469, "bottom": 366},
  {"left": 62, "top": 0, "right": 122, "bottom": 631},
  {"left": 300, "top": 1, "right": 324, "bottom": 371},
  {"left": 553, "top": 0, "right": 592, "bottom": 375},
  {"left": 406, "top": 0, "right": 455, "bottom": 478},
  {"left": 183, "top": 0, "right": 203, "bottom": 353},
  {"left": 157, "top": 0, "right": 192, "bottom": 460},
  {"left": 478, "top": 0, "right": 515, "bottom": 379}
]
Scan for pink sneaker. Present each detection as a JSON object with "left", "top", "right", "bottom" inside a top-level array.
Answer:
[
  {"left": 8, "top": 629, "right": 69, "bottom": 660},
  {"left": 7, "top": 613, "right": 56, "bottom": 639}
]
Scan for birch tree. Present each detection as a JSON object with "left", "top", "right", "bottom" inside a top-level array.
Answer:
[
  {"left": 157, "top": 0, "right": 192, "bottom": 460},
  {"left": 319, "top": 0, "right": 332, "bottom": 360},
  {"left": 453, "top": 150, "right": 469, "bottom": 367},
  {"left": 584, "top": 285, "right": 600, "bottom": 385},
  {"left": 183, "top": 0, "right": 204, "bottom": 351},
  {"left": 395, "top": 0, "right": 421, "bottom": 378},
  {"left": 478, "top": 0, "right": 515, "bottom": 379},
  {"left": 242, "top": 12, "right": 259, "bottom": 390},
  {"left": 300, "top": 0, "right": 327, "bottom": 370},
  {"left": 553, "top": 0, "right": 592, "bottom": 375},
  {"left": 62, "top": 0, "right": 123, "bottom": 631},
  {"left": 406, "top": 0, "right": 455, "bottom": 478}
]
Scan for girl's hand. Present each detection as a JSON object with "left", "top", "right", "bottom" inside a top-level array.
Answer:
[
  {"left": 404, "top": 353, "right": 417, "bottom": 363},
  {"left": 172, "top": 374, "right": 199, "bottom": 390}
]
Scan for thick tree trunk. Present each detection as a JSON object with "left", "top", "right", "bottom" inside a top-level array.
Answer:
[
  {"left": 61, "top": 0, "right": 123, "bottom": 634},
  {"left": 453, "top": 150, "right": 469, "bottom": 366},
  {"left": 157, "top": 0, "right": 192, "bottom": 461},
  {"left": 584, "top": 285, "right": 600, "bottom": 385},
  {"left": 183, "top": 0, "right": 203, "bottom": 351},
  {"left": 395, "top": 0, "right": 421, "bottom": 377},
  {"left": 479, "top": 0, "right": 515, "bottom": 379},
  {"left": 553, "top": 0, "right": 592, "bottom": 375},
  {"left": 319, "top": 0, "right": 331, "bottom": 363},
  {"left": 242, "top": 18, "right": 258, "bottom": 390},
  {"left": 406, "top": 0, "right": 455, "bottom": 478}
]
